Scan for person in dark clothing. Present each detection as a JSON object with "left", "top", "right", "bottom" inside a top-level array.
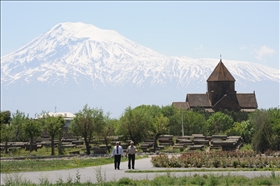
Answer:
[{"left": 112, "top": 141, "right": 124, "bottom": 170}]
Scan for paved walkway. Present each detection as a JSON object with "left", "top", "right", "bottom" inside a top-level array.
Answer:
[{"left": 1, "top": 157, "right": 280, "bottom": 185}]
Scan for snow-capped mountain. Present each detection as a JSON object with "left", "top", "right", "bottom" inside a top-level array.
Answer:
[{"left": 1, "top": 22, "right": 279, "bottom": 118}]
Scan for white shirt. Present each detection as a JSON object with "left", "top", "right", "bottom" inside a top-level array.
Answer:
[{"left": 112, "top": 145, "right": 124, "bottom": 156}]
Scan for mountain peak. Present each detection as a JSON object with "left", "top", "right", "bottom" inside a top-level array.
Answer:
[
  {"left": 1, "top": 22, "right": 279, "bottom": 117},
  {"left": 47, "top": 22, "right": 124, "bottom": 43}
]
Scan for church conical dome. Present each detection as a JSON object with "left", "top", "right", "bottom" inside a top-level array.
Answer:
[{"left": 207, "top": 60, "right": 235, "bottom": 82}]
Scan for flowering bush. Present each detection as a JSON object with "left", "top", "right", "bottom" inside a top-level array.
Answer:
[{"left": 150, "top": 151, "right": 280, "bottom": 168}]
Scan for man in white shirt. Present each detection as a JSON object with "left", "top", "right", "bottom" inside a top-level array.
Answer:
[{"left": 112, "top": 141, "right": 124, "bottom": 170}]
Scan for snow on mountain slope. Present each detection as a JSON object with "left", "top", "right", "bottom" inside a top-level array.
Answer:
[
  {"left": 1, "top": 22, "right": 279, "bottom": 89},
  {"left": 1, "top": 22, "right": 279, "bottom": 117}
]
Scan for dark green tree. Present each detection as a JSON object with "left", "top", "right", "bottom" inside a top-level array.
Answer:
[
  {"left": 251, "top": 109, "right": 275, "bottom": 152},
  {"left": 1, "top": 110, "right": 29, "bottom": 153},
  {"left": 268, "top": 107, "right": 280, "bottom": 150},
  {"left": 226, "top": 120, "right": 254, "bottom": 143},
  {"left": 98, "top": 116, "right": 116, "bottom": 153},
  {"left": 0, "top": 110, "right": 11, "bottom": 125},
  {"left": 10, "top": 110, "right": 28, "bottom": 141},
  {"left": 117, "top": 105, "right": 152, "bottom": 145},
  {"left": 23, "top": 118, "right": 42, "bottom": 152},
  {"left": 222, "top": 110, "right": 249, "bottom": 123},
  {"left": 192, "top": 107, "right": 212, "bottom": 120},
  {"left": 40, "top": 112, "right": 65, "bottom": 156},
  {"left": 0, "top": 123, "right": 14, "bottom": 153},
  {"left": 161, "top": 105, "right": 181, "bottom": 135},
  {"left": 206, "top": 111, "right": 234, "bottom": 135},
  {"left": 163, "top": 106, "right": 183, "bottom": 136},
  {"left": 182, "top": 110, "right": 206, "bottom": 135},
  {"left": 70, "top": 104, "right": 105, "bottom": 155},
  {"left": 0, "top": 110, "right": 13, "bottom": 153},
  {"left": 150, "top": 113, "right": 169, "bottom": 152}
]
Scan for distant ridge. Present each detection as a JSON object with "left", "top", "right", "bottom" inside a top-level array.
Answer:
[{"left": 1, "top": 22, "right": 279, "bottom": 118}]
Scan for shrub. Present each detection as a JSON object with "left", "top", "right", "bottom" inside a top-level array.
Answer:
[
  {"left": 150, "top": 151, "right": 280, "bottom": 169},
  {"left": 254, "top": 177, "right": 273, "bottom": 186},
  {"left": 233, "top": 161, "right": 238, "bottom": 168},
  {"left": 118, "top": 177, "right": 134, "bottom": 185},
  {"left": 208, "top": 174, "right": 219, "bottom": 186}
]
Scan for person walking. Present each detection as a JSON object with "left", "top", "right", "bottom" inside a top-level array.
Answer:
[
  {"left": 112, "top": 141, "right": 124, "bottom": 170},
  {"left": 126, "top": 141, "right": 137, "bottom": 169}
]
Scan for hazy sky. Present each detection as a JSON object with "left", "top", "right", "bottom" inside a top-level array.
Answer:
[{"left": 1, "top": 1, "right": 279, "bottom": 69}]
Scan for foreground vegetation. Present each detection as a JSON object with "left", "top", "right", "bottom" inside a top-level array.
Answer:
[
  {"left": 151, "top": 151, "right": 280, "bottom": 169},
  {"left": 0, "top": 155, "right": 147, "bottom": 173},
  {"left": 1, "top": 145, "right": 280, "bottom": 186},
  {"left": 1, "top": 157, "right": 112, "bottom": 173},
  {"left": 3, "top": 171, "right": 280, "bottom": 186},
  {"left": 1, "top": 106, "right": 280, "bottom": 186},
  {"left": 1, "top": 106, "right": 280, "bottom": 156}
]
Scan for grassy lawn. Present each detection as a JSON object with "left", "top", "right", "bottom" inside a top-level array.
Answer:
[
  {"left": 1, "top": 147, "right": 280, "bottom": 186},
  {"left": 126, "top": 167, "right": 280, "bottom": 173},
  {"left": 0, "top": 146, "right": 149, "bottom": 173},
  {"left": 0, "top": 155, "right": 147, "bottom": 173},
  {"left": 2, "top": 171, "right": 280, "bottom": 186}
]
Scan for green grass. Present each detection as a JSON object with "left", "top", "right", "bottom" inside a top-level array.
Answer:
[
  {"left": 126, "top": 167, "right": 280, "bottom": 173},
  {"left": 240, "top": 143, "right": 253, "bottom": 151},
  {"left": 0, "top": 146, "right": 87, "bottom": 157},
  {"left": 2, "top": 172, "right": 280, "bottom": 186},
  {"left": 0, "top": 155, "right": 148, "bottom": 173},
  {"left": 1, "top": 157, "right": 111, "bottom": 173}
]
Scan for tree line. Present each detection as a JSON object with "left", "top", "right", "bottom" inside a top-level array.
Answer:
[{"left": 1, "top": 104, "right": 279, "bottom": 155}]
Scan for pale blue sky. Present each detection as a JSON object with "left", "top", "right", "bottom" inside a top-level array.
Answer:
[{"left": 1, "top": 1, "right": 279, "bottom": 68}]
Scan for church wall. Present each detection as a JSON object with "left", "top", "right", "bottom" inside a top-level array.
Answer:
[{"left": 208, "top": 81, "right": 235, "bottom": 105}]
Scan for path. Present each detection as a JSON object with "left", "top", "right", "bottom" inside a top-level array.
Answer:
[{"left": 1, "top": 157, "right": 279, "bottom": 185}]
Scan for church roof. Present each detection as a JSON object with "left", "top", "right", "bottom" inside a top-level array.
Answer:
[
  {"left": 186, "top": 94, "right": 212, "bottom": 107},
  {"left": 236, "top": 93, "right": 258, "bottom": 108},
  {"left": 207, "top": 60, "right": 235, "bottom": 82},
  {"left": 183, "top": 93, "right": 257, "bottom": 110},
  {"left": 172, "top": 102, "right": 190, "bottom": 110},
  {"left": 172, "top": 59, "right": 258, "bottom": 112}
]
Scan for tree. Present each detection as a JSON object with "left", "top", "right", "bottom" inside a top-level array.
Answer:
[
  {"left": 40, "top": 112, "right": 65, "bottom": 156},
  {"left": 0, "top": 110, "right": 29, "bottom": 153},
  {"left": 226, "top": 120, "right": 254, "bottom": 143},
  {"left": 150, "top": 114, "right": 169, "bottom": 152},
  {"left": 0, "top": 110, "right": 13, "bottom": 153},
  {"left": 268, "top": 107, "right": 280, "bottom": 150},
  {"left": 0, "top": 123, "right": 14, "bottom": 153},
  {"left": 98, "top": 116, "right": 116, "bottom": 153},
  {"left": 161, "top": 105, "right": 181, "bottom": 135},
  {"left": 182, "top": 110, "right": 206, "bottom": 135},
  {"left": 222, "top": 110, "right": 249, "bottom": 123},
  {"left": 117, "top": 105, "right": 154, "bottom": 145},
  {"left": 249, "top": 109, "right": 277, "bottom": 153},
  {"left": 168, "top": 112, "right": 181, "bottom": 136},
  {"left": 206, "top": 112, "right": 234, "bottom": 135},
  {"left": 10, "top": 110, "right": 28, "bottom": 141},
  {"left": 69, "top": 104, "right": 105, "bottom": 155},
  {"left": 0, "top": 110, "right": 11, "bottom": 125},
  {"left": 192, "top": 107, "right": 212, "bottom": 120},
  {"left": 23, "top": 118, "right": 42, "bottom": 152}
]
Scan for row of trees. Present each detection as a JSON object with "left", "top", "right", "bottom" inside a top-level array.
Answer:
[
  {"left": 0, "top": 110, "right": 65, "bottom": 155},
  {"left": 1, "top": 105, "right": 280, "bottom": 155}
]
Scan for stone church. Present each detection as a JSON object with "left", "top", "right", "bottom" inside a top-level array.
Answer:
[{"left": 172, "top": 59, "right": 258, "bottom": 112}]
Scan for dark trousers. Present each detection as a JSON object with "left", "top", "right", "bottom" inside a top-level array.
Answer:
[
  {"left": 128, "top": 154, "right": 135, "bottom": 169},
  {"left": 114, "top": 155, "right": 121, "bottom": 169}
]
